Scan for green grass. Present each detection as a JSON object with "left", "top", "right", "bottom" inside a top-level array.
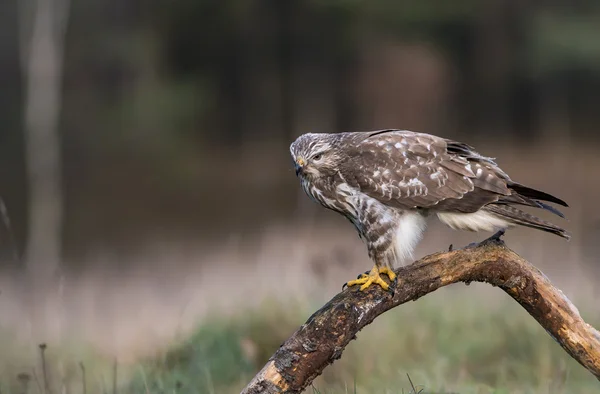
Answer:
[
  {"left": 0, "top": 337, "right": 120, "bottom": 394},
  {"left": 125, "top": 287, "right": 599, "bottom": 394},
  {"left": 1, "top": 287, "right": 598, "bottom": 393}
]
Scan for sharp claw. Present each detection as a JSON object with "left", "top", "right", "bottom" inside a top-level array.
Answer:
[
  {"left": 356, "top": 270, "right": 370, "bottom": 279},
  {"left": 346, "top": 267, "right": 396, "bottom": 292},
  {"left": 389, "top": 276, "right": 397, "bottom": 295}
]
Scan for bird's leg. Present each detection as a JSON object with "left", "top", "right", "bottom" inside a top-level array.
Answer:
[
  {"left": 345, "top": 265, "right": 396, "bottom": 292},
  {"left": 378, "top": 266, "right": 397, "bottom": 284}
]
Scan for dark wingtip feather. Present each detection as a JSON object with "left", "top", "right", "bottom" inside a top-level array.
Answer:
[
  {"left": 535, "top": 200, "right": 566, "bottom": 219},
  {"left": 509, "top": 183, "right": 569, "bottom": 207}
]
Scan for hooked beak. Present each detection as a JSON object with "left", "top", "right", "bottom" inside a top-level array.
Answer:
[{"left": 295, "top": 157, "right": 305, "bottom": 176}]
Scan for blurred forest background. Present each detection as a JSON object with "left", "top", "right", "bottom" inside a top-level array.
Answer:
[{"left": 1, "top": 0, "right": 600, "bottom": 392}]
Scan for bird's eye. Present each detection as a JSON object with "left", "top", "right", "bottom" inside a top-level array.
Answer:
[{"left": 313, "top": 153, "right": 322, "bottom": 161}]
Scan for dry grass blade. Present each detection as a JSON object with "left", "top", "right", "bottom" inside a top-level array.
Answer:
[{"left": 406, "top": 373, "right": 422, "bottom": 394}]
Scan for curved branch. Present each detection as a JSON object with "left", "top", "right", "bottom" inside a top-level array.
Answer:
[{"left": 241, "top": 233, "right": 600, "bottom": 394}]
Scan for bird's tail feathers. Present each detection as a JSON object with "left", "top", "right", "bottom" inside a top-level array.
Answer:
[
  {"left": 501, "top": 183, "right": 568, "bottom": 219},
  {"left": 484, "top": 204, "right": 571, "bottom": 240},
  {"left": 508, "top": 183, "right": 568, "bottom": 207},
  {"left": 498, "top": 196, "right": 567, "bottom": 219},
  {"left": 534, "top": 200, "right": 566, "bottom": 218}
]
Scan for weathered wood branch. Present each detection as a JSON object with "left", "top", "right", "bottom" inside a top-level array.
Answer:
[{"left": 241, "top": 233, "right": 600, "bottom": 394}]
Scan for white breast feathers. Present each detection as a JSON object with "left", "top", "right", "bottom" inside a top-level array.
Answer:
[{"left": 392, "top": 211, "right": 427, "bottom": 265}]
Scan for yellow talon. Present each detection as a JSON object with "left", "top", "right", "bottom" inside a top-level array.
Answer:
[
  {"left": 346, "top": 265, "right": 397, "bottom": 291},
  {"left": 378, "top": 266, "right": 397, "bottom": 282}
]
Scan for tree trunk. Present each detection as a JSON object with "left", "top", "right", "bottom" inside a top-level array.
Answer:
[{"left": 19, "top": 0, "right": 70, "bottom": 341}]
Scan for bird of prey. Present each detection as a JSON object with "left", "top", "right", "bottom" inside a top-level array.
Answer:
[{"left": 290, "top": 129, "right": 569, "bottom": 292}]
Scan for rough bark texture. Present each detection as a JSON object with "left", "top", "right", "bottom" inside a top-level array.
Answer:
[{"left": 241, "top": 233, "right": 600, "bottom": 394}]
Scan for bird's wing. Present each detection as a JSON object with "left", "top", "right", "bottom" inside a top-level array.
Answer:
[{"left": 339, "top": 130, "right": 512, "bottom": 212}]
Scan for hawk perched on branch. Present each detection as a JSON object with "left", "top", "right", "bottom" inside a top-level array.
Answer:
[{"left": 290, "top": 130, "right": 569, "bottom": 291}]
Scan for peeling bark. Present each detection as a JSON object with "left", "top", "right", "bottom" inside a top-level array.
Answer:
[{"left": 241, "top": 233, "right": 600, "bottom": 394}]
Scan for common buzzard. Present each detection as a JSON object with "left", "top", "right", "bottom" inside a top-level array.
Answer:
[{"left": 290, "top": 130, "right": 569, "bottom": 291}]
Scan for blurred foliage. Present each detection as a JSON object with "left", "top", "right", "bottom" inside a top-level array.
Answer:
[
  {"left": 55, "top": 0, "right": 600, "bottom": 147},
  {"left": 0, "top": 336, "right": 118, "bottom": 394},
  {"left": 2, "top": 0, "right": 600, "bottom": 257},
  {"left": 3, "top": 3, "right": 599, "bottom": 392},
  {"left": 125, "top": 289, "right": 600, "bottom": 393},
  {"left": 128, "top": 299, "right": 305, "bottom": 393},
  {"left": 529, "top": 12, "right": 600, "bottom": 75}
]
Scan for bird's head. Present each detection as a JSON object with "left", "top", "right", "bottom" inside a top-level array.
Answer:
[{"left": 290, "top": 133, "right": 341, "bottom": 180}]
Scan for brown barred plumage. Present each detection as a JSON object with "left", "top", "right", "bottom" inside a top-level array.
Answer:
[{"left": 290, "top": 129, "right": 570, "bottom": 290}]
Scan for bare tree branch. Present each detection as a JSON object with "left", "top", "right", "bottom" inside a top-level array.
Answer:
[{"left": 241, "top": 233, "right": 600, "bottom": 394}]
